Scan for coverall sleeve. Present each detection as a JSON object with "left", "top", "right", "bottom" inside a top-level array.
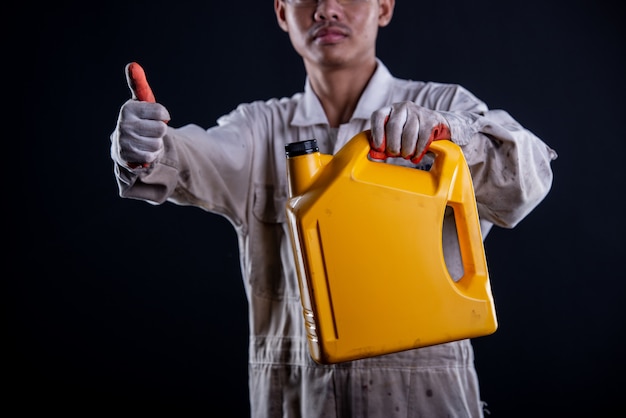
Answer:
[
  {"left": 112, "top": 105, "right": 259, "bottom": 228},
  {"left": 438, "top": 86, "right": 558, "bottom": 229}
]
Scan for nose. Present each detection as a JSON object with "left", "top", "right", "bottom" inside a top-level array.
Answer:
[{"left": 314, "top": 0, "right": 343, "bottom": 21}]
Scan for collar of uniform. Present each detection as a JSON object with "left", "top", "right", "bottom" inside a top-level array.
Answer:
[{"left": 291, "top": 59, "right": 394, "bottom": 127}]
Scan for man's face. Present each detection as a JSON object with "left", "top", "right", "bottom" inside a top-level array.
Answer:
[{"left": 275, "top": 0, "right": 394, "bottom": 70}]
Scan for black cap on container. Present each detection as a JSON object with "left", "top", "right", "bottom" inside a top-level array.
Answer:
[{"left": 285, "top": 139, "right": 319, "bottom": 158}]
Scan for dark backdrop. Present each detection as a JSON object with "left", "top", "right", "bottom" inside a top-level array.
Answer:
[{"left": 10, "top": 0, "right": 625, "bottom": 416}]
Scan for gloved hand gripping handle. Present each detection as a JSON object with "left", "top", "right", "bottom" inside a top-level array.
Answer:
[{"left": 368, "top": 115, "right": 451, "bottom": 163}]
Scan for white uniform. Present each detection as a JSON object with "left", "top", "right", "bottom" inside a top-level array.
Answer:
[{"left": 112, "top": 60, "right": 557, "bottom": 417}]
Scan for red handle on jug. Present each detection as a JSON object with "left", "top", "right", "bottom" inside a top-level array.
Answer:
[{"left": 368, "top": 115, "right": 451, "bottom": 164}]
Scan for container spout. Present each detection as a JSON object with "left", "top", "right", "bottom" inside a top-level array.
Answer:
[{"left": 286, "top": 139, "right": 331, "bottom": 197}]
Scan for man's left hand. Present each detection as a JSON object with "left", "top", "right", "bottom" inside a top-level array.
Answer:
[{"left": 370, "top": 101, "right": 451, "bottom": 163}]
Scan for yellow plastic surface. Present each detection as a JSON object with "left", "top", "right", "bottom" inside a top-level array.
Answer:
[{"left": 285, "top": 131, "right": 497, "bottom": 364}]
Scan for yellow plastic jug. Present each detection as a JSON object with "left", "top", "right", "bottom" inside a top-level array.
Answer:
[{"left": 285, "top": 131, "right": 497, "bottom": 364}]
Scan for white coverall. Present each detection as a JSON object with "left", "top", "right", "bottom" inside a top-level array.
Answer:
[{"left": 112, "top": 60, "right": 557, "bottom": 417}]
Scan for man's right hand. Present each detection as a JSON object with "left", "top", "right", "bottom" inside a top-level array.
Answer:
[{"left": 111, "top": 62, "right": 170, "bottom": 169}]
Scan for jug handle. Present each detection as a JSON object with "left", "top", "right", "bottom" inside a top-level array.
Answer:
[
  {"left": 368, "top": 116, "right": 451, "bottom": 162},
  {"left": 445, "top": 158, "right": 489, "bottom": 290}
]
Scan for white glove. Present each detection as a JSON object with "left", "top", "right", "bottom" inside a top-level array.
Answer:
[
  {"left": 369, "top": 101, "right": 451, "bottom": 163},
  {"left": 110, "top": 62, "right": 170, "bottom": 169},
  {"left": 111, "top": 99, "right": 170, "bottom": 168}
]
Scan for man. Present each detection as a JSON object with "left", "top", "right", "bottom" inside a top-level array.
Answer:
[{"left": 110, "top": 0, "right": 557, "bottom": 416}]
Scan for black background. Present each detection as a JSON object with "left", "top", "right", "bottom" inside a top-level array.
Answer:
[{"left": 9, "top": 0, "right": 625, "bottom": 416}]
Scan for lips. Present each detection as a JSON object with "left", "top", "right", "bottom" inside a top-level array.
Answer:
[{"left": 312, "top": 24, "right": 349, "bottom": 44}]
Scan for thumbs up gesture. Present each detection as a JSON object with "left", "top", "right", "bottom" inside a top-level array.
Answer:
[{"left": 111, "top": 62, "right": 170, "bottom": 169}]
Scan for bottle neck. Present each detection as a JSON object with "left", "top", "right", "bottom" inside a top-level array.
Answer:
[{"left": 287, "top": 152, "right": 324, "bottom": 197}]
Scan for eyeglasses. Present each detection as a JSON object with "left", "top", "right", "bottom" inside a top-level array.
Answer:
[{"left": 285, "top": 0, "right": 368, "bottom": 7}]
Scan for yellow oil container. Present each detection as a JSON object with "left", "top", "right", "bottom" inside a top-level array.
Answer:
[{"left": 285, "top": 131, "right": 497, "bottom": 364}]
